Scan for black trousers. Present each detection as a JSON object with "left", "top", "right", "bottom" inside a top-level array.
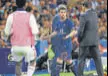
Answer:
[{"left": 78, "top": 45, "right": 104, "bottom": 76}]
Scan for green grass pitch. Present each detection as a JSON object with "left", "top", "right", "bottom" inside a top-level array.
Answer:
[{"left": 33, "top": 71, "right": 96, "bottom": 76}]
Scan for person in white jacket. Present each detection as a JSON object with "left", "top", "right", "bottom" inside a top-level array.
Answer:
[{"left": 4, "top": 0, "right": 39, "bottom": 76}]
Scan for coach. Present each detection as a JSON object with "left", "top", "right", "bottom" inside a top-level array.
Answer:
[{"left": 78, "top": 1, "right": 104, "bottom": 76}]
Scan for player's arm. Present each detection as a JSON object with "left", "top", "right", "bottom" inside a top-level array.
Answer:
[
  {"left": 29, "top": 14, "right": 39, "bottom": 40},
  {"left": 40, "top": 21, "right": 58, "bottom": 40},
  {"left": 49, "top": 31, "right": 57, "bottom": 38},
  {"left": 3, "top": 14, "right": 13, "bottom": 40},
  {"left": 64, "top": 20, "right": 77, "bottom": 39},
  {"left": 64, "top": 29, "right": 77, "bottom": 39},
  {"left": 78, "top": 15, "right": 86, "bottom": 42},
  {"left": 41, "top": 31, "right": 57, "bottom": 40}
]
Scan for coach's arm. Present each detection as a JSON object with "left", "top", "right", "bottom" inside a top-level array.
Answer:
[{"left": 78, "top": 15, "right": 86, "bottom": 43}]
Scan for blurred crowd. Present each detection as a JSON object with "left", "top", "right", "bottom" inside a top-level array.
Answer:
[{"left": 0, "top": 0, "right": 107, "bottom": 53}]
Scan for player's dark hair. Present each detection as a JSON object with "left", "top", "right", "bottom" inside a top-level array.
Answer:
[
  {"left": 16, "top": 0, "right": 26, "bottom": 8},
  {"left": 58, "top": 4, "right": 67, "bottom": 12},
  {"left": 58, "top": 7, "right": 67, "bottom": 12}
]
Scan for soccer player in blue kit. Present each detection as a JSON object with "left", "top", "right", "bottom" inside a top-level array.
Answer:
[{"left": 46, "top": 5, "right": 78, "bottom": 76}]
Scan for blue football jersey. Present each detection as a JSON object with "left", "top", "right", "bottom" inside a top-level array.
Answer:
[{"left": 52, "top": 18, "right": 74, "bottom": 51}]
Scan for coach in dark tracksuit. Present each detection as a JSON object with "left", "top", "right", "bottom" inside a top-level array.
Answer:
[{"left": 78, "top": 2, "right": 104, "bottom": 76}]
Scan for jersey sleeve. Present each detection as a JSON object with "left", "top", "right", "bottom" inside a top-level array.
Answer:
[
  {"left": 29, "top": 14, "right": 39, "bottom": 35},
  {"left": 4, "top": 14, "right": 13, "bottom": 36}
]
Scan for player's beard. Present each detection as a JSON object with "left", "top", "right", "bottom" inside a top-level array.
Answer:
[{"left": 61, "top": 15, "right": 67, "bottom": 21}]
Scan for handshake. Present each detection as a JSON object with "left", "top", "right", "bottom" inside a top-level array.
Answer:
[
  {"left": 40, "top": 31, "right": 57, "bottom": 40},
  {"left": 40, "top": 31, "right": 71, "bottom": 41}
]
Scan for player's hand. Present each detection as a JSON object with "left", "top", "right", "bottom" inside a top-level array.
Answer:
[{"left": 0, "top": 30, "right": 7, "bottom": 41}]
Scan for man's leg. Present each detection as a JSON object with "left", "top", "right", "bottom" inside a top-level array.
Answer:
[
  {"left": 51, "top": 57, "right": 57, "bottom": 76},
  {"left": 27, "top": 60, "right": 36, "bottom": 76},
  {"left": 16, "top": 61, "right": 22, "bottom": 76},
  {"left": 51, "top": 47, "right": 62, "bottom": 76},
  {"left": 27, "top": 47, "right": 36, "bottom": 76},
  {"left": 11, "top": 47, "right": 23, "bottom": 76},
  {"left": 51, "top": 57, "right": 63, "bottom": 76},
  {"left": 56, "top": 58, "right": 63, "bottom": 76},
  {"left": 90, "top": 46, "right": 104, "bottom": 76},
  {"left": 66, "top": 60, "right": 78, "bottom": 76},
  {"left": 66, "top": 48, "right": 78, "bottom": 76},
  {"left": 78, "top": 46, "right": 88, "bottom": 76}
]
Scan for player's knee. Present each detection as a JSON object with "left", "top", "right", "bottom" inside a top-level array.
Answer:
[
  {"left": 57, "top": 58, "right": 63, "bottom": 64},
  {"left": 30, "top": 60, "right": 36, "bottom": 67},
  {"left": 66, "top": 60, "right": 72, "bottom": 65}
]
